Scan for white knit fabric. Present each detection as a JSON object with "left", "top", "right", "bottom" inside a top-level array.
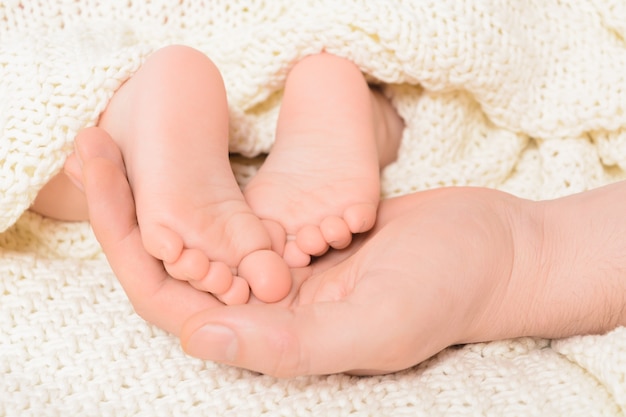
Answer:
[{"left": 1, "top": 1, "right": 626, "bottom": 415}]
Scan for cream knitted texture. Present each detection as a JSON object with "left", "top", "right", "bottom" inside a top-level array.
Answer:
[{"left": 1, "top": 1, "right": 626, "bottom": 415}]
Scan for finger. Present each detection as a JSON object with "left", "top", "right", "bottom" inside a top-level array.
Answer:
[
  {"left": 64, "top": 127, "right": 127, "bottom": 191},
  {"left": 75, "top": 126, "right": 127, "bottom": 175},
  {"left": 63, "top": 152, "right": 84, "bottom": 192},
  {"left": 81, "top": 140, "right": 220, "bottom": 336},
  {"left": 179, "top": 259, "right": 412, "bottom": 377},
  {"left": 180, "top": 303, "right": 367, "bottom": 377}
]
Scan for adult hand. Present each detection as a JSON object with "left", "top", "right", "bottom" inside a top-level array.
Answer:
[
  {"left": 71, "top": 130, "right": 534, "bottom": 376},
  {"left": 179, "top": 187, "right": 528, "bottom": 377},
  {"left": 66, "top": 128, "right": 223, "bottom": 335},
  {"left": 73, "top": 127, "right": 626, "bottom": 377}
]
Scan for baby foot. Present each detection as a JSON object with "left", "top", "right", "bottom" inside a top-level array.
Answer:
[
  {"left": 96, "top": 46, "right": 291, "bottom": 303},
  {"left": 244, "top": 53, "right": 403, "bottom": 267},
  {"left": 244, "top": 130, "right": 381, "bottom": 268}
]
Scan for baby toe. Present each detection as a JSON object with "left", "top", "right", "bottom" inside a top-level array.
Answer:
[
  {"left": 215, "top": 276, "right": 250, "bottom": 305},
  {"left": 295, "top": 225, "right": 329, "bottom": 257},
  {"left": 164, "top": 247, "right": 210, "bottom": 281},
  {"left": 343, "top": 202, "right": 378, "bottom": 234},
  {"left": 192, "top": 260, "right": 235, "bottom": 296},
  {"left": 261, "top": 219, "right": 287, "bottom": 255},
  {"left": 141, "top": 222, "right": 185, "bottom": 264},
  {"left": 238, "top": 250, "right": 291, "bottom": 303},
  {"left": 320, "top": 216, "right": 352, "bottom": 250},
  {"left": 283, "top": 240, "right": 311, "bottom": 268}
]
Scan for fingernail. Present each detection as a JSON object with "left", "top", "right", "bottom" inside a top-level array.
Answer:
[
  {"left": 185, "top": 324, "right": 238, "bottom": 362},
  {"left": 73, "top": 140, "right": 84, "bottom": 167},
  {"left": 63, "top": 153, "right": 85, "bottom": 192},
  {"left": 63, "top": 168, "right": 84, "bottom": 192}
]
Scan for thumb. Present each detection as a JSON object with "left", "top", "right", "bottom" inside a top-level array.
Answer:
[
  {"left": 80, "top": 128, "right": 220, "bottom": 335},
  {"left": 181, "top": 303, "right": 369, "bottom": 377},
  {"left": 180, "top": 259, "right": 409, "bottom": 377}
]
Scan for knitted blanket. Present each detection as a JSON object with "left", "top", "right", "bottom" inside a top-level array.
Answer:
[{"left": 2, "top": 1, "right": 626, "bottom": 415}]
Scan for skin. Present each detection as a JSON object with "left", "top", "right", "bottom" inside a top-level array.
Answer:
[
  {"left": 95, "top": 45, "right": 285, "bottom": 304},
  {"left": 32, "top": 46, "right": 404, "bottom": 305},
  {"left": 67, "top": 130, "right": 626, "bottom": 377},
  {"left": 244, "top": 52, "right": 404, "bottom": 266}
]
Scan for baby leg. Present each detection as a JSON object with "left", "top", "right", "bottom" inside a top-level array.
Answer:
[
  {"left": 96, "top": 45, "right": 290, "bottom": 303},
  {"left": 244, "top": 52, "right": 404, "bottom": 267},
  {"left": 30, "top": 170, "right": 89, "bottom": 221}
]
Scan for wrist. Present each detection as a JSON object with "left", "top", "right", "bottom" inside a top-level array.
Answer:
[{"left": 513, "top": 184, "right": 626, "bottom": 339}]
